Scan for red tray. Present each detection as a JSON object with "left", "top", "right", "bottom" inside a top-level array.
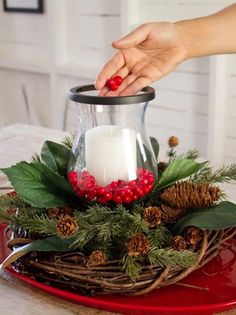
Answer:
[{"left": 1, "top": 223, "right": 236, "bottom": 315}]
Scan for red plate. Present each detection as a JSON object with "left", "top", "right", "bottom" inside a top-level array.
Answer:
[{"left": 1, "top": 223, "right": 236, "bottom": 315}]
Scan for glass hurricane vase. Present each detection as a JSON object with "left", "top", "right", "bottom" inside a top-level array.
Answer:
[{"left": 68, "top": 84, "right": 157, "bottom": 205}]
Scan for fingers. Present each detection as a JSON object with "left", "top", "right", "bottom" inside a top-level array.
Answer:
[
  {"left": 99, "top": 66, "right": 130, "bottom": 96},
  {"left": 94, "top": 52, "right": 124, "bottom": 90},
  {"left": 119, "top": 76, "right": 151, "bottom": 96},
  {"left": 112, "top": 24, "right": 151, "bottom": 49},
  {"left": 105, "top": 73, "right": 137, "bottom": 96}
]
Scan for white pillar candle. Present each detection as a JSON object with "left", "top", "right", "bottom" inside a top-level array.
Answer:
[{"left": 85, "top": 125, "right": 137, "bottom": 186}]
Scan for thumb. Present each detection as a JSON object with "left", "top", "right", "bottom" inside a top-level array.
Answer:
[{"left": 112, "top": 24, "right": 150, "bottom": 49}]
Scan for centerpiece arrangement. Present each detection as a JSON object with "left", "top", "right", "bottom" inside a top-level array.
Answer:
[{"left": 1, "top": 84, "right": 236, "bottom": 297}]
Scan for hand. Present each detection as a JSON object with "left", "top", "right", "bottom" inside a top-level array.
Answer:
[{"left": 95, "top": 22, "right": 188, "bottom": 96}]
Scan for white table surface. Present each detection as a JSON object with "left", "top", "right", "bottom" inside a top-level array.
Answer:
[{"left": 0, "top": 123, "right": 235, "bottom": 315}]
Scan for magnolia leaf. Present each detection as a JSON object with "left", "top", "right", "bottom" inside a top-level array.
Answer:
[
  {"left": 1, "top": 162, "right": 76, "bottom": 208},
  {"left": 1, "top": 236, "right": 77, "bottom": 269},
  {"left": 156, "top": 159, "right": 207, "bottom": 190},
  {"left": 41, "top": 141, "right": 75, "bottom": 177},
  {"left": 150, "top": 136, "right": 159, "bottom": 160},
  {"left": 173, "top": 201, "right": 236, "bottom": 234}
]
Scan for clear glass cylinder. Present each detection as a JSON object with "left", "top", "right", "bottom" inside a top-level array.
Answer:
[{"left": 68, "top": 85, "right": 157, "bottom": 205}]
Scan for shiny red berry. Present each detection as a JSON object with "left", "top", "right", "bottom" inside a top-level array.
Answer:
[
  {"left": 123, "top": 196, "right": 132, "bottom": 204},
  {"left": 86, "top": 191, "right": 96, "bottom": 201},
  {"left": 114, "top": 76, "right": 122, "bottom": 86},
  {"left": 105, "top": 192, "right": 113, "bottom": 201},
  {"left": 107, "top": 78, "right": 118, "bottom": 91},
  {"left": 97, "top": 197, "right": 107, "bottom": 204},
  {"left": 97, "top": 186, "right": 106, "bottom": 196},
  {"left": 68, "top": 171, "right": 78, "bottom": 186},
  {"left": 128, "top": 180, "right": 137, "bottom": 188},
  {"left": 113, "top": 195, "right": 122, "bottom": 204},
  {"left": 117, "top": 180, "right": 127, "bottom": 187}
]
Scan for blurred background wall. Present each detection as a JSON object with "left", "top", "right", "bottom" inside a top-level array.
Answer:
[{"left": 0, "top": 0, "right": 235, "bottom": 163}]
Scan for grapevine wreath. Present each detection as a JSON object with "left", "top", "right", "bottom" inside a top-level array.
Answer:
[{"left": 1, "top": 135, "right": 236, "bottom": 296}]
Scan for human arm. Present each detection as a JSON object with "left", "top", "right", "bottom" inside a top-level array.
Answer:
[{"left": 95, "top": 3, "right": 236, "bottom": 96}]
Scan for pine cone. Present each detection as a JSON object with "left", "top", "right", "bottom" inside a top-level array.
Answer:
[
  {"left": 160, "top": 204, "right": 185, "bottom": 224},
  {"left": 126, "top": 233, "right": 150, "bottom": 257},
  {"left": 168, "top": 136, "right": 179, "bottom": 148},
  {"left": 158, "top": 161, "right": 167, "bottom": 176},
  {"left": 172, "top": 236, "right": 187, "bottom": 251},
  {"left": 143, "top": 206, "right": 161, "bottom": 227},
  {"left": 88, "top": 250, "right": 107, "bottom": 266},
  {"left": 160, "top": 181, "right": 221, "bottom": 209},
  {"left": 56, "top": 215, "right": 78, "bottom": 237},
  {"left": 184, "top": 226, "right": 203, "bottom": 245},
  {"left": 48, "top": 206, "right": 73, "bottom": 219}
]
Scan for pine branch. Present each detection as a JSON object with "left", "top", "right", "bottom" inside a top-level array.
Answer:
[
  {"left": 31, "top": 153, "right": 41, "bottom": 163},
  {"left": 175, "top": 149, "right": 200, "bottom": 161},
  {"left": 121, "top": 254, "right": 141, "bottom": 279},
  {"left": 72, "top": 227, "right": 97, "bottom": 249},
  {"left": 147, "top": 248, "right": 198, "bottom": 269},
  {"left": 130, "top": 213, "right": 149, "bottom": 234},
  {"left": 0, "top": 194, "right": 28, "bottom": 223},
  {"left": 167, "top": 148, "right": 177, "bottom": 163},
  {"left": 191, "top": 163, "right": 236, "bottom": 184},
  {"left": 147, "top": 226, "right": 172, "bottom": 248},
  {"left": 61, "top": 135, "right": 74, "bottom": 150},
  {"left": 13, "top": 210, "right": 57, "bottom": 235},
  {"left": 0, "top": 194, "right": 27, "bottom": 208}
]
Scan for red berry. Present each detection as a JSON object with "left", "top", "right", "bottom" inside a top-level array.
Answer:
[
  {"left": 143, "top": 186, "right": 151, "bottom": 194},
  {"left": 76, "top": 189, "right": 85, "bottom": 197},
  {"left": 114, "top": 76, "right": 122, "bottom": 86},
  {"left": 68, "top": 171, "right": 78, "bottom": 186},
  {"left": 86, "top": 191, "right": 96, "bottom": 201},
  {"left": 133, "top": 194, "right": 138, "bottom": 201},
  {"left": 117, "top": 189, "right": 126, "bottom": 198},
  {"left": 82, "top": 181, "right": 95, "bottom": 191},
  {"left": 123, "top": 196, "right": 132, "bottom": 204},
  {"left": 81, "top": 170, "right": 90, "bottom": 178},
  {"left": 105, "top": 192, "right": 113, "bottom": 201},
  {"left": 113, "top": 195, "right": 122, "bottom": 204},
  {"left": 135, "top": 186, "right": 145, "bottom": 198},
  {"left": 107, "top": 78, "right": 118, "bottom": 91},
  {"left": 117, "top": 180, "right": 127, "bottom": 187},
  {"left": 110, "top": 181, "right": 118, "bottom": 189},
  {"left": 128, "top": 180, "right": 137, "bottom": 188},
  {"left": 141, "top": 178, "right": 149, "bottom": 185},
  {"left": 97, "top": 187, "right": 106, "bottom": 196},
  {"left": 147, "top": 175, "right": 155, "bottom": 184},
  {"left": 97, "top": 197, "right": 107, "bottom": 204}
]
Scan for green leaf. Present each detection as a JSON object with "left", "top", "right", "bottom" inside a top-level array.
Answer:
[
  {"left": 150, "top": 136, "right": 159, "bottom": 160},
  {"left": 1, "top": 236, "right": 77, "bottom": 269},
  {"left": 41, "top": 141, "right": 75, "bottom": 177},
  {"left": 173, "top": 201, "right": 236, "bottom": 234},
  {"left": 1, "top": 161, "right": 76, "bottom": 208},
  {"left": 155, "top": 159, "right": 207, "bottom": 190}
]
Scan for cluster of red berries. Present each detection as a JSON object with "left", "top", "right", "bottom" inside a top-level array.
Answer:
[
  {"left": 106, "top": 76, "right": 123, "bottom": 91},
  {"left": 68, "top": 168, "right": 155, "bottom": 204}
]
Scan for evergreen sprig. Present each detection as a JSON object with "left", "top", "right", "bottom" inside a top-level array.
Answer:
[
  {"left": 121, "top": 254, "right": 142, "bottom": 279},
  {"left": 147, "top": 248, "right": 198, "bottom": 269},
  {"left": 31, "top": 153, "right": 41, "bottom": 163},
  {"left": 61, "top": 135, "right": 74, "bottom": 150},
  {"left": 16, "top": 211, "right": 57, "bottom": 235},
  {"left": 147, "top": 226, "right": 172, "bottom": 248},
  {"left": 175, "top": 149, "right": 200, "bottom": 161},
  {"left": 0, "top": 194, "right": 28, "bottom": 223},
  {"left": 191, "top": 163, "right": 236, "bottom": 184}
]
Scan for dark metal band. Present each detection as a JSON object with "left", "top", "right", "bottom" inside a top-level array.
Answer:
[{"left": 69, "top": 84, "right": 155, "bottom": 105}]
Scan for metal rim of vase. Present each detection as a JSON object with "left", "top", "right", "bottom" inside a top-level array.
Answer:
[{"left": 68, "top": 84, "right": 155, "bottom": 105}]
